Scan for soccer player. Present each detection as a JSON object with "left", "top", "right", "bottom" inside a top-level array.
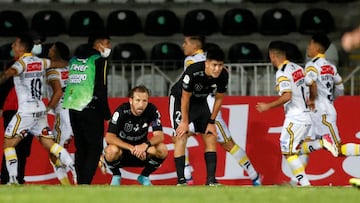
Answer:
[
  {"left": 46, "top": 41, "right": 74, "bottom": 185},
  {"left": 0, "top": 34, "right": 76, "bottom": 184},
  {"left": 169, "top": 46, "right": 229, "bottom": 186},
  {"left": 302, "top": 33, "right": 360, "bottom": 157},
  {"left": 256, "top": 41, "right": 312, "bottom": 187},
  {"left": 98, "top": 85, "right": 168, "bottom": 186},
  {"left": 180, "top": 35, "right": 261, "bottom": 185}
]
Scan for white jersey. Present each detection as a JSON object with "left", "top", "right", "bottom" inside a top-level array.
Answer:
[
  {"left": 46, "top": 66, "right": 69, "bottom": 112},
  {"left": 304, "top": 54, "right": 342, "bottom": 116},
  {"left": 276, "top": 60, "right": 311, "bottom": 124},
  {"left": 46, "top": 66, "right": 73, "bottom": 145},
  {"left": 12, "top": 53, "right": 50, "bottom": 113},
  {"left": 183, "top": 50, "right": 206, "bottom": 69}
]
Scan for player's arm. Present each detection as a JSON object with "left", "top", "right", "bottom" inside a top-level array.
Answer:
[
  {"left": 333, "top": 73, "right": 344, "bottom": 98},
  {"left": 0, "top": 68, "right": 17, "bottom": 85},
  {"left": 105, "top": 132, "right": 135, "bottom": 152},
  {"left": 46, "top": 70, "right": 63, "bottom": 110},
  {"left": 256, "top": 91, "right": 291, "bottom": 112},
  {"left": 211, "top": 92, "right": 225, "bottom": 121},
  {"left": 49, "top": 59, "right": 68, "bottom": 69}
]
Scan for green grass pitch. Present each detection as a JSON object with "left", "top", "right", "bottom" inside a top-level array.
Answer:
[{"left": 0, "top": 185, "right": 359, "bottom": 203}]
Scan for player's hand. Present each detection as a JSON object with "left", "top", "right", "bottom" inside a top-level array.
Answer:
[
  {"left": 307, "top": 100, "right": 316, "bottom": 112},
  {"left": 256, "top": 102, "right": 269, "bottom": 112},
  {"left": 176, "top": 121, "right": 189, "bottom": 137}
]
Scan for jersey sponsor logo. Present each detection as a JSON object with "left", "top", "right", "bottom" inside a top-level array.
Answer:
[
  {"left": 61, "top": 71, "right": 69, "bottom": 80},
  {"left": 27, "top": 62, "right": 42, "bottom": 72},
  {"left": 292, "top": 69, "right": 304, "bottom": 83},
  {"left": 320, "top": 65, "right": 334, "bottom": 75}
]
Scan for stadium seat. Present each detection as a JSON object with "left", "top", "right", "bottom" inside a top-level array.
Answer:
[
  {"left": 107, "top": 10, "right": 142, "bottom": 36},
  {"left": 284, "top": 42, "right": 303, "bottom": 63},
  {"left": 299, "top": 8, "right": 335, "bottom": 34},
  {"left": 20, "top": 0, "right": 51, "bottom": 2},
  {"left": 260, "top": 8, "right": 296, "bottom": 35},
  {"left": 31, "top": 10, "right": 66, "bottom": 36},
  {"left": 288, "top": 0, "right": 319, "bottom": 2},
  {"left": 0, "top": 43, "right": 13, "bottom": 61},
  {"left": 203, "top": 42, "right": 220, "bottom": 51},
  {"left": 97, "top": 0, "right": 128, "bottom": 3},
  {"left": 183, "top": 9, "right": 219, "bottom": 36},
  {"left": 58, "top": 0, "right": 91, "bottom": 3},
  {"left": 228, "top": 42, "right": 263, "bottom": 63},
  {"left": 144, "top": 9, "right": 181, "bottom": 36},
  {"left": 222, "top": 8, "right": 257, "bottom": 35},
  {"left": 327, "top": 0, "right": 356, "bottom": 2},
  {"left": 68, "top": 10, "right": 105, "bottom": 36},
  {"left": 111, "top": 43, "right": 146, "bottom": 63},
  {"left": 150, "top": 42, "right": 184, "bottom": 70},
  {"left": 0, "top": 10, "right": 28, "bottom": 36},
  {"left": 249, "top": 0, "right": 280, "bottom": 2}
]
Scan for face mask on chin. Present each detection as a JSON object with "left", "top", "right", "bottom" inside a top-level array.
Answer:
[
  {"left": 31, "top": 44, "right": 42, "bottom": 55},
  {"left": 100, "top": 47, "right": 111, "bottom": 58}
]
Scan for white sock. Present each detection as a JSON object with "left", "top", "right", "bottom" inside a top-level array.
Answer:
[
  {"left": 4, "top": 147, "right": 18, "bottom": 179},
  {"left": 341, "top": 143, "right": 360, "bottom": 156},
  {"left": 287, "top": 155, "right": 310, "bottom": 186},
  {"left": 230, "top": 144, "right": 258, "bottom": 180},
  {"left": 50, "top": 143, "right": 74, "bottom": 167},
  {"left": 50, "top": 159, "right": 70, "bottom": 185}
]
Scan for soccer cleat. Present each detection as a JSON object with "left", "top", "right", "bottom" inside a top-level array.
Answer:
[
  {"left": 98, "top": 154, "right": 107, "bottom": 174},
  {"left": 206, "top": 180, "right": 222, "bottom": 187},
  {"left": 252, "top": 174, "right": 262, "bottom": 186},
  {"left": 350, "top": 178, "right": 360, "bottom": 188},
  {"left": 137, "top": 175, "right": 152, "bottom": 186},
  {"left": 322, "top": 134, "right": 339, "bottom": 157},
  {"left": 7, "top": 176, "right": 19, "bottom": 185},
  {"left": 110, "top": 175, "right": 121, "bottom": 186}
]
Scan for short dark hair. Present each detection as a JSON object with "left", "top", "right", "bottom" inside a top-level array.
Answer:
[
  {"left": 54, "top": 41, "right": 70, "bottom": 60},
  {"left": 312, "top": 33, "right": 331, "bottom": 51},
  {"left": 206, "top": 46, "right": 225, "bottom": 62},
  {"left": 18, "top": 33, "right": 34, "bottom": 52},
  {"left": 268, "top": 40, "right": 287, "bottom": 53},
  {"left": 128, "top": 85, "right": 151, "bottom": 98},
  {"left": 187, "top": 35, "right": 205, "bottom": 48},
  {"left": 88, "top": 31, "right": 110, "bottom": 46}
]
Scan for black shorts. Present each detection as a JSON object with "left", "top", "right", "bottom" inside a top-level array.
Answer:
[
  {"left": 118, "top": 150, "right": 148, "bottom": 168},
  {"left": 169, "top": 95, "right": 211, "bottom": 134}
]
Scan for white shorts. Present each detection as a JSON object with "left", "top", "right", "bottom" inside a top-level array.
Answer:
[
  {"left": 52, "top": 108, "right": 73, "bottom": 146},
  {"left": 309, "top": 111, "right": 341, "bottom": 145},
  {"left": 5, "top": 111, "right": 52, "bottom": 139},
  {"left": 279, "top": 118, "right": 311, "bottom": 155}
]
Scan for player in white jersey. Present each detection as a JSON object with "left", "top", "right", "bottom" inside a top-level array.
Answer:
[
  {"left": 304, "top": 33, "right": 360, "bottom": 158},
  {"left": 256, "top": 41, "right": 312, "bottom": 186},
  {"left": 0, "top": 34, "right": 77, "bottom": 184},
  {"left": 179, "top": 36, "right": 261, "bottom": 185},
  {"left": 46, "top": 42, "right": 74, "bottom": 185}
]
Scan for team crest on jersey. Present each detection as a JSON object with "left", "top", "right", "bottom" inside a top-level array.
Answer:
[
  {"left": 194, "top": 83, "right": 203, "bottom": 91},
  {"left": 124, "top": 123, "right": 133, "bottom": 132}
]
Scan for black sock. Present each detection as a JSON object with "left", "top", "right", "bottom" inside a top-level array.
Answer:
[
  {"left": 141, "top": 157, "right": 166, "bottom": 177},
  {"left": 105, "top": 159, "right": 122, "bottom": 176},
  {"left": 174, "top": 156, "right": 186, "bottom": 183},
  {"left": 205, "top": 152, "right": 217, "bottom": 184}
]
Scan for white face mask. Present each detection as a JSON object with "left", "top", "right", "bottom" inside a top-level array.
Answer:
[
  {"left": 31, "top": 44, "right": 42, "bottom": 55},
  {"left": 100, "top": 47, "right": 111, "bottom": 58}
]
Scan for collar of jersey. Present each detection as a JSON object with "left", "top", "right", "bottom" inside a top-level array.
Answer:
[
  {"left": 21, "top": 53, "right": 33, "bottom": 58},
  {"left": 277, "top": 60, "right": 289, "bottom": 69}
]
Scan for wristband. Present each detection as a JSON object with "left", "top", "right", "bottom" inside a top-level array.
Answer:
[
  {"left": 208, "top": 118, "right": 215, "bottom": 124},
  {"left": 145, "top": 141, "right": 152, "bottom": 152}
]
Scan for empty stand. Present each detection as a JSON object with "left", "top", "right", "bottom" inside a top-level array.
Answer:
[
  {"left": 0, "top": 43, "right": 13, "bottom": 61},
  {"left": 74, "top": 43, "right": 90, "bottom": 57},
  {"left": 112, "top": 43, "right": 146, "bottom": 62},
  {"left": 183, "top": 9, "right": 219, "bottom": 36},
  {"left": 150, "top": 42, "right": 184, "bottom": 70},
  {"left": 144, "top": 9, "right": 181, "bottom": 36},
  {"left": 249, "top": 0, "right": 281, "bottom": 2},
  {"left": 31, "top": 10, "right": 66, "bottom": 37},
  {"left": 228, "top": 42, "right": 263, "bottom": 63},
  {"left": 288, "top": 0, "right": 319, "bottom": 2},
  {"left": 0, "top": 10, "right": 28, "bottom": 37},
  {"left": 136, "top": 74, "right": 167, "bottom": 96},
  {"left": 68, "top": 10, "right": 105, "bottom": 36},
  {"left": 203, "top": 42, "right": 220, "bottom": 51},
  {"left": 108, "top": 74, "right": 129, "bottom": 97},
  {"left": 284, "top": 42, "right": 303, "bottom": 63},
  {"left": 299, "top": 8, "right": 335, "bottom": 34},
  {"left": 107, "top": 10, "right": 142, "bottom": 36},
  {"left": 222, "top": 8, "right": 257, "bottom": 36},
  {"left": 260, "top": 8, "right": 296, "bottom": 35}
]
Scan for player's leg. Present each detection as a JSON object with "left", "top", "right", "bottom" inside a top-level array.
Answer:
[
  {"left": 281, "top": 121, "right": 311, "bottom": 187},
  {"left": 101, "top": 144, "right": 123, "bottom": 186},
  {"left": 138, "top": 142, "right": 169, "bottom": 186}
]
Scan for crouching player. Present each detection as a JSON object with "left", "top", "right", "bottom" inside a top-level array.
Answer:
[{"left": 99, "top": 85, "right": 168, "bottom": 186}]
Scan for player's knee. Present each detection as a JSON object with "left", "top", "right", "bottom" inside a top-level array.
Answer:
[
  {"left": 104, "top": 145, "right": 122, "bottom": 161},
  {"left": 41, "top": 127, "right": 54, "bottom": 139},
  {"left": 155, "top": 143, "right": 168, "bottom": 159}
]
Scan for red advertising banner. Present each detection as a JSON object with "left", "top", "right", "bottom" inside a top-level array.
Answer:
[{"left": 0, "top": 96, "right": 359, "bottom": 186}]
